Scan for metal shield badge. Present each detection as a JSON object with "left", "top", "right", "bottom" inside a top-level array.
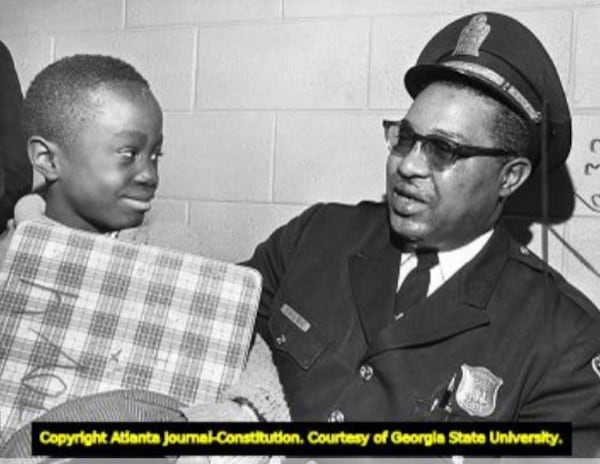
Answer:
[{"left": 455, "top": 364, "right": 503, "bottom": 417}]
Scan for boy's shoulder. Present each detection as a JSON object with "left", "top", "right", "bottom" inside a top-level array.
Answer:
[
  {"left": 0, "top": 194, "right": 47, "bottom": 266},
  {"left": 0, "top": 221, "right": 15, "bottom": 267}
]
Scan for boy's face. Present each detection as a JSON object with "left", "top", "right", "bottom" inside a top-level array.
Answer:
[{"left": 49, "top": 82, "right": 163, "bottom": 233}]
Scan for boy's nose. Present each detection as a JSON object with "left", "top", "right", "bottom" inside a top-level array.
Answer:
[{"left": 135, "top": 155, "right": 158, "bottom": 187}]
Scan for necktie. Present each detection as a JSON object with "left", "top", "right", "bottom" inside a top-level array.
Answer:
[{"left": 394, "top": 250, "right": 439, "bottom": 319}]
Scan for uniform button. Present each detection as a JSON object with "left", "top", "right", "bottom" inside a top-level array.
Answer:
[
  {"left": 275, "top": 334, "right": 286, "bottom": 346},
  {"left": 359, "top": 364, "right": 374, "bottom": 381},
  {"left": 328, "top": 409, "right": 344, "bottom": 422},
  {"left": 520, "top": 246, "right": 529, "bottom": 255}
]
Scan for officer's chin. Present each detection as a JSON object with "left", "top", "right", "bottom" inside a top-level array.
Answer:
[{"left": 388, "top": 211, "right": 431, "bottom": 248}]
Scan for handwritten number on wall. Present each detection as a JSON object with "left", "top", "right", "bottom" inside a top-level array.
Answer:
[{"left": 582, "top": 138, "right": 600, "bottom": 213}]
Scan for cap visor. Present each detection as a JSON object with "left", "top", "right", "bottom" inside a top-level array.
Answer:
[{"left": 404, "top": 63, "right": 528, "bottom": 120}]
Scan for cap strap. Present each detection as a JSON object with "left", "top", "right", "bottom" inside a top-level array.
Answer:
[{"left": 442, "top": 60, "right": 542, "bottom": 123}]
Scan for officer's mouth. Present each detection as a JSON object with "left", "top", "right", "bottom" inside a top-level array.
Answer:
[{"left": 390, "top": 186, "right": 428, "bottom": 215}]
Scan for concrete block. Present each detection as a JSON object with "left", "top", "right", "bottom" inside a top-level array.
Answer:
[
  {"left": 562, "top": 217, "right": 600, "bottom": 307},
  {"left": 274, "top": 114, "right": 386, "bottom": 203},
  {"left": 55, "top": 28, "right": 196, "bottom": 111},
  {"left": 284, "top": 0, "right": 464, "bottom": 17},
  {"left": 127, "top": 0, "right": 281, "bottom": 26},
  {"left": 0, "top": 35, "right": 53, "bottom": 91},
  {"left": 196, "top": 19, "right": 369, "bottom": 109},
  {"left": 369, "top": 14, "right": 456, "bottom": 109},
  {"left": 468, "top": 0, "right": 595, "bottom": 10},
  {"left": 574, "top": 7, "right": 600, "bottom": 108},
  {"left": 0, "top": 0, "right": 123, "bottom": 34},
  {"left": 160, "top": 112, "right": 274, "bottom": 201},
  {"left": 188, "top": 201, "right": 308, "bottom": 262},
  {"left": 147, "top": 198, "right": 188, "bottom": 224},
  {"left": 283, "top": 0, "right": 464, "bottom": 17},
  {"left": 568, "top": 115, "right": 600, "bottom": 217}
]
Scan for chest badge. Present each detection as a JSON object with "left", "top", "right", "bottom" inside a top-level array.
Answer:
[{"left": 455, "top": 364, "right": 503, "bottom": 417}]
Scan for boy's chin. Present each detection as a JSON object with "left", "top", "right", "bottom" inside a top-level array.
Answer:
[
  {"left": 118, "top": 213, "right": 146, "bottom": 230},
  {"left": 98, "top": 211, "right": 146, "bottom": 233}
]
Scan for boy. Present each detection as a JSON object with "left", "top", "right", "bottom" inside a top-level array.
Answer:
[{"left": 0, "top": 55, "right": 288, "bottom": 458}]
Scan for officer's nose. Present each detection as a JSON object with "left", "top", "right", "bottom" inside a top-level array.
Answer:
[{"left": 395, "top": 140, "right": 430, "bottom": 178}]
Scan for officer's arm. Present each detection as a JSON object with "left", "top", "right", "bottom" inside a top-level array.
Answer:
[
  {"left": 242, "top": 203, "right": 324, "bottom": 339},
  {"left": 518, "top": 316, "right": 600, "bottom": 457}
]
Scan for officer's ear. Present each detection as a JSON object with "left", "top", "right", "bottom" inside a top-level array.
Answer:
[
  {"left": 28, "top": 136, "right": 63, "bottom": 183},
  {"left": 498, "top": 156, "right": 532, "bottom": 199}
]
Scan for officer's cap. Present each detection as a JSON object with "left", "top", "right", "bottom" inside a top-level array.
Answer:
[{"left": 404, "top": 12, "right": 571, "bottom": 170}]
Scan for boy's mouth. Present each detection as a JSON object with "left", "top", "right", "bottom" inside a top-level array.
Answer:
[{"left": 122, "top": 196, "right": 154, "bottom": 212}]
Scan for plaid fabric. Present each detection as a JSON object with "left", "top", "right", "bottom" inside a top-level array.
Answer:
[
  {"left": 1, "top": 389, "right": 186, "bottom": 460},
  {"left": 0, "top": 219, "right": 262, "bottom": 443}
]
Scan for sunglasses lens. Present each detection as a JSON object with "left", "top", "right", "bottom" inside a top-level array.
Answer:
[
  {"left": 423, "top": 139, "right": 455, "bottom": 169},
  {"left": 393, "top": 126, "right": 416, "bottom": 154}
]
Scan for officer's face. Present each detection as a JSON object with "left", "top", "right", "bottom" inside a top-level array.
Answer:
[{"left": 386, "top": 82, "right": 506, "bottom": 251}]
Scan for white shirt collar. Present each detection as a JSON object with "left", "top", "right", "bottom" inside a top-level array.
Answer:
[
  {"left": 397, "top": 228, "right": 494, "bottom": 295},
  {"left": 436, "top": 228, "right": 494, "bottom": 283}
]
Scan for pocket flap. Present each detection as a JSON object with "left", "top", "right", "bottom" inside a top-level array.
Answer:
[{"left": 268, "top": 302, "right": 328, "bottom": 370}]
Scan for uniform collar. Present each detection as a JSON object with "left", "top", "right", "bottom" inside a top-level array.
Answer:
[
  {"left": 459, "top": 221, "right": 513, "bottom": 309},
  {"left": 353, "top": 210, "right": 513, "bottom": 308},
  {"left": 350, "top": 212, "right": 514, "bottom": 349},
  {"left": 397, "top": 229, "right": 494, "bottom": 293}
]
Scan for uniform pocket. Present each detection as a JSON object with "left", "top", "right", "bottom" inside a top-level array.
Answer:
[{"left": 268, "top": 300, "right": 328, "bottom": 370}]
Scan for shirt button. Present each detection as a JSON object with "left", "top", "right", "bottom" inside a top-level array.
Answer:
[
  {"left": 328, "top": 410, "right": 345, "bottom": 422},
  {"left": 359, "top": 364, "right": 374, "bottom": 381},
  {"left": 275, "top": 334, "right": 286, "bottom": 346},
  {"left": 520, "top": 246, "right": 529, "bottom": 255}
]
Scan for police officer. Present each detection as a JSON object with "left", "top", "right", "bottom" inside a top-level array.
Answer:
[{"left": 246, "top": 12, "right": 600, "bottom": 457}]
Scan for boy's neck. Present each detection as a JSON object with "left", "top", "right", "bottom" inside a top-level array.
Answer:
[{"left": 45, "top": 190, "right": 107, "bottom": 234}]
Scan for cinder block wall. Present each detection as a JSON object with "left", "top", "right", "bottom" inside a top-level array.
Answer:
[{"left": 2, "top": 0, "right": 600, "bottom": 305}]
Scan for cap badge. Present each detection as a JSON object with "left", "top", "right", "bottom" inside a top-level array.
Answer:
[
  {"left": 455, "top": 363, "right": 503, "bottom": 417},
  {"left": 453, "top": 13, "right": 490, "bottom": 57}
]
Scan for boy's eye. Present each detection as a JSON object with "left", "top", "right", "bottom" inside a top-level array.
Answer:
[
  {"left": 150, "top": 150, "right": 164, "bottom": 161},
  {"left": 118, "top": 149, "right": 137, "bottom": 159}
]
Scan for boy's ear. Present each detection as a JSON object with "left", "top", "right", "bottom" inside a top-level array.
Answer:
[
  {"left": 28, "top": 136, "right": 62, "bottom": 183},
  {"left": 499, "top": 156, "right": 532, "bottom": 199}
]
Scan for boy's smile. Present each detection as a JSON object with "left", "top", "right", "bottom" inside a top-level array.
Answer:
[{"left": 45, "top": 82, "right": 163, "bottom": 233}]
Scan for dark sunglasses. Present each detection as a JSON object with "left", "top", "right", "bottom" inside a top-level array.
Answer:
[{"left": 383, "top": 119, "right": 516, "bottom": 171}]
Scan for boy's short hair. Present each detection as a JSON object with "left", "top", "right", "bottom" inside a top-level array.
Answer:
[{"left": 23, "top": 54, "right": 150, "bottom": 146}]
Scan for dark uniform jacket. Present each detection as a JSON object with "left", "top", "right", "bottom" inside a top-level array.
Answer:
[
  {"left": 246, "top": 201, "right": 600, "bottom": 457},
  {"left": 0, "top": 40, "right": 31, "bottom": 233}
]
